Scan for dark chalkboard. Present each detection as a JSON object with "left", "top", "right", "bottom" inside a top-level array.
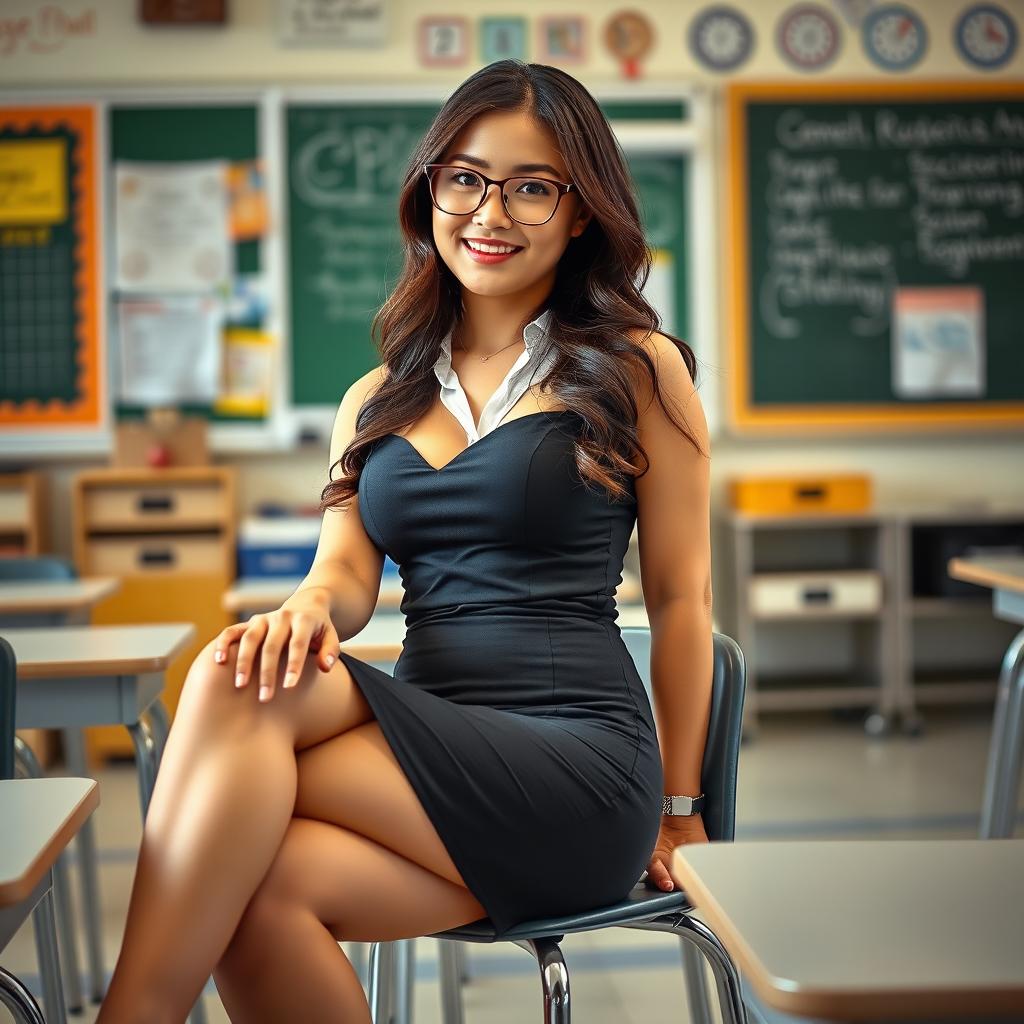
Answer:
[{"left": 727, "top": 81, "right": 1024, "bottom": 433}]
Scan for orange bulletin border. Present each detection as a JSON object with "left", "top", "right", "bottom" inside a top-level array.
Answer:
[
  {"left": 0, "top": 105, "right": 101, "bottom": 429},
  {"left": 725, "top": 80, "right": 1024, "bottom": 435}
]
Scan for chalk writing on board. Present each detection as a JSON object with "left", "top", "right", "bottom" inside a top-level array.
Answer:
[{"left": 757, "top": 105, "right": 1024, "bottom": 344}]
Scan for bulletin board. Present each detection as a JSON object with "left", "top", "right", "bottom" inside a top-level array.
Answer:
[
  {"left": 727, "top": 80, "right": 1024, "bottom": 434},
  {"left": 0, "top": 104, "right": 103, "bottom": 433}
]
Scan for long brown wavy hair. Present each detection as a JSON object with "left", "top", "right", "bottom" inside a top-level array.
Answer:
[{"left": 320, "top": 58, "right": 705, "bottom": 513}]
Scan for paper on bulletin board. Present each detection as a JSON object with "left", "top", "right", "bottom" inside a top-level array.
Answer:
[
  {"left": 115, "top": 160, "right": 232, "bottom": 293},
  {"left": 227, "top": 160, "right": 269, "bottom": 241},
  {"left": 117, "top": 295, "right": 224, "bottom": 405},
  {"left": 0, "top": 139, "right": 67, "bottom": 225},
  {"left": 214, "top": 328, "right": 273, "bottom": 417},
  {"left": 642, "top": 248, "right": 676, "bottom": 336},
  {"left": 892, "top": 286, "right": 985, "bottom": 399}
]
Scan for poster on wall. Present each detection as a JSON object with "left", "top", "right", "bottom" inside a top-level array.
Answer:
[
  {"left": 114, "top": 160, "right": 232, "bottom": 294},
  {"left": 0, "top": 105, "right": 104, "bottom": 431},
  {"left": 277, "top": 0, "right": 387, "bottom": 47}
]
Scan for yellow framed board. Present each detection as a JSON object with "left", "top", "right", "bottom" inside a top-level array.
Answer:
[{"left": 726, "top": 81, "right": 1024, "bottom": 435}]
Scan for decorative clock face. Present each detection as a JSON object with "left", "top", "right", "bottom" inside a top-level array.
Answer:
[
  {"left": 863, "top": 4, "right": 928, "bottom": 70},
  {"left": 688, "top": 5, "right": 755, "bottom": 72},
  {"left": 777, "top": 4, "right": 842, "bottom": 70},
  {"left": 955, "top": 3, "right": 1018, "bottom": 69}
]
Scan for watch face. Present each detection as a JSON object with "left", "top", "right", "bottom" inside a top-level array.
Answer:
[
  {"left": 863, "top": 4, "right": 928, "bottom": 70},
  {"left": 777, "top": 3, "right": 842, "bottom": 70},
  {"left": 688, "top": 4, "right": 755, "bottom": 72},
  {"left": 955, "top": 3, "right": 1018, "bottom": 69}
]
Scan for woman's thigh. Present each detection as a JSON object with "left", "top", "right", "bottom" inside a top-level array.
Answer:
[
  {"left": 294, "top": 721, "right": 468, "bottom": 887},
  {"left": 230, "top": 816, "right": 487, "bottom": 943}
]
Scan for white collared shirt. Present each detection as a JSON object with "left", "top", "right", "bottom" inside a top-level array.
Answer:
[{"left": 433, "top": 308, "right": 558, "bottom": 445}]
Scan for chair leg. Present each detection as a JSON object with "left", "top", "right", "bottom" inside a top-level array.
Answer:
[
  {"left": 51, "top": 849, "right": 84, "bottom": 1012},
  {"left": 439, "top": 940, "right": 465, "bottom": 1024},
  {"left": 0, "top": 965, "right": 47, "bottom": 1024},
  {"left": 368, "top": 940, "right": 396, "bottom": 1023},
  {"left": 510, "top": 936, "right": 571, "bottom": 1024},
  {"left": 681, "top": 941, "right": 714, "bottom": 1022},
  {"left": 626, "top": 914, "right": 747, "bottom": 1024},
  {"left": 455, "top": 940, "right": 470, "bottom": 983}
]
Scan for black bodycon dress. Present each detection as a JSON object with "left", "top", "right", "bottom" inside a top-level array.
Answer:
[{"left": 337, "top": 408, "right": 664, "bottom": 936}]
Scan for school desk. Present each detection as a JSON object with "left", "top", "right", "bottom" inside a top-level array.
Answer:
[
  {"left": 672, "top": 839, "right": 1024, "bottom": 1021},
  {"left": 947, "top": 555, "right": 1024, "bottom": 839},
  {"left": 0, "top": 777, "right": 99, "bottom": 1024},
  {"left": 0, "top": 578, "right": 120, "bottom": 626}
]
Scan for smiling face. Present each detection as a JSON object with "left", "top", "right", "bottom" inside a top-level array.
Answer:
[{"left": 430, "top": 109, "right": 592, "bottom": 303}]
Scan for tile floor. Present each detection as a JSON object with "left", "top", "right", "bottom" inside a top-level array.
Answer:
[{"left": 3, "top": 703, "right": 1019, "bottom": 1023}]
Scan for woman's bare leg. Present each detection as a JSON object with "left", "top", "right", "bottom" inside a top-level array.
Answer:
[
  {"left": 213, "top": 817, "right": 486, "bottom": 1022},
  {"left": 95, "top": 638, "right": 377, "bottom": 1024},
  {"left": 213, "top": 721, "right": 487, "bottom": 1021}
]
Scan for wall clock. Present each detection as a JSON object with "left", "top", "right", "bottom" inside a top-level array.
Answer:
[
  {"left": 954, "top": 3, "right": 1017, "bottom": 69},
  {"left": 688, "top": 5, "right": 755, "bottom": 72},
  {"left": 862, "top": 4, "right": 928, "bottom": 70},
  {"left": 776, "top": 4, "right": 842, "bottom": 70}
]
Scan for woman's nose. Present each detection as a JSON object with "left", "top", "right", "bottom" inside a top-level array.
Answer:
[{"left": 474, "top": 183, "right": 512, "bottom": 226}]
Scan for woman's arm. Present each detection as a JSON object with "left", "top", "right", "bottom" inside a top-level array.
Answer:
[{"left": 632, "top": 331, "right": 714, "bottom": 883}]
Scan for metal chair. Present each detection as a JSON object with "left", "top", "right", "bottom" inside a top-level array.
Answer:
[
  {"left": 2, "top": 555, "right": 108, "bottom": 1013},
  {"left": 0, "top": 634, "right": 69, "bottom": 1023},
  {"left": 367, "top": 627, "right": 748, "bottom": 1024}
]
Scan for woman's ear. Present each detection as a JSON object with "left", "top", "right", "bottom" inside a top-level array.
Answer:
[{"left": 570, "top": 204, "right": 593, "bottom": 238}]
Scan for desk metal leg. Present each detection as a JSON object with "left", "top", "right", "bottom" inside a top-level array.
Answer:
[
  {"left": 62, "top": 726, "right": 106, "bottom": 1003},
  {"left": 980, "top": 626, "right": 1024, "bottom": 839},
  {"left": 32, "top": 879, "right": 68, "bottom": 1024}
]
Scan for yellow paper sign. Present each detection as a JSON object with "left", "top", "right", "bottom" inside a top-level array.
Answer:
[{"left": 0, "top": 139, "right": 67, "bottom": 225}]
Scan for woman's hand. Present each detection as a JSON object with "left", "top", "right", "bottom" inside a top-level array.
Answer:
[
  {"left": 212, "top": 585, "right": 341, "bottom": 703},
  {"left": 644, "top": 813, "right": 709, "bottom": 892}
]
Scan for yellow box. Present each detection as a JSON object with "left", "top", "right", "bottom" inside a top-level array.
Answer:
[
  {"left": 729, "top": 474, "right": 872, "bottom": 516},
  {"left": 0, "top": 139, "right": 66, "bottom": 225}
]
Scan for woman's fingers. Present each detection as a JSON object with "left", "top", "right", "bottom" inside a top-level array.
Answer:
[
  {"left": 318, "top": 624, "right": 340, "bottom": 672},
  {"left": 233, "top": 616, "right": 269, "bottom": 690},
  {"left": 258, "top": 618, "right": 292, "bottom": 702},
  {"left": 282, "top": 615, "right": 317, "bottom": 690},
  {"left": 212, "top": 622, "right": 248, "bottom": 664}
]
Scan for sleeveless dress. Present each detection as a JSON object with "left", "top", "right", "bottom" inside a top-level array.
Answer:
[{"left": 338, "top": 408, "right": 664, "bottom": 936}]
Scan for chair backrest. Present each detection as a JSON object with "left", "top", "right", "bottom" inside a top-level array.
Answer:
[
  {"left": 0, "top": 636, "right": 15, "bottom": 781},
  {"left": 0, "top": 556, "right": 76, "bottom": 581},
  {"left": 620, "top": 627, "right": 746, "bottom": 842}
]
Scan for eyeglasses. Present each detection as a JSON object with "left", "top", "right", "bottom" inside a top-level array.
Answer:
[{"left": 422, "top": 163, "right": 576, "bottom": 226}]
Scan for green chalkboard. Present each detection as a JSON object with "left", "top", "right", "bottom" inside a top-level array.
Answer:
[
  {"left": 109, "top": 103, "right": 261, "bottom": 421},
  {"left": 286, "top": 99, "right": 691, "bottom": 407},
  {"left": 729, "top": 82, "right": 1024, "bottom": 431}
]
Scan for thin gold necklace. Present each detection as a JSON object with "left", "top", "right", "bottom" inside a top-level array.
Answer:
[{"left": 453, "top": 330, "right": 524, "bottom": 362}]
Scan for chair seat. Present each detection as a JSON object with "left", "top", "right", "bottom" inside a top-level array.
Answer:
[{"left": 428, "top": 882, "right": 692, "bottom": 943}]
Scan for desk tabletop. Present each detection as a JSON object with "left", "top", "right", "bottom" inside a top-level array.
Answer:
[
  {"left": 672, "top": 839, "right": 1024, "bottom": 1019},
  {"left": 948, "top": 555, "right": 1024, "bottom": 596},
  {"left": 0, "top": 577, "right": 120, "bottom": 614},
  {"left": 3, "top": 622, "right": 196, "bottom": 679},
  {"left": 0, "top": 778, "right": 100, "bottom": 905}
]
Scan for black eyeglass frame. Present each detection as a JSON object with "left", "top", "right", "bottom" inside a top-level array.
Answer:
[{"left": 422, "top": 162, "right": 576, "bottom": 226}]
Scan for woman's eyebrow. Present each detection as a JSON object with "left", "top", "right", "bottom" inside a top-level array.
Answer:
[{"left": 447, "top": 152, "right": 564, "bottom": 177}]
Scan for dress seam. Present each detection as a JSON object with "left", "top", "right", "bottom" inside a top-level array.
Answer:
[{"left": 359, "top": 465, "right": 388, "bottom": 554}]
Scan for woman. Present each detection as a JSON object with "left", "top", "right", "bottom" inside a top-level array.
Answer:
[{"left": 97, "top": 59, "right": 712, "bottom": 1023}]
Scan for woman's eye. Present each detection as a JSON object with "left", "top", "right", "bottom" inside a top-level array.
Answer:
[
  {"left": 452, "top": 171, "right": 480, "bottom": 187},
  {"left": 519, "top": 179, "right": 553, "bottom": 196}
]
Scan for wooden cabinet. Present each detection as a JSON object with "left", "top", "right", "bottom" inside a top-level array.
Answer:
[
  {"left": 0, "top": 472, "right": 45, "bottom": 556},
  {"left": 72, "top": 467, "right": 236, "bottom": 764}
]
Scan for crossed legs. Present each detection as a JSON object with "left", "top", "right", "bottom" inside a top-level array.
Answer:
[{"left": 96, "top": 639, "right": 486, "bottom": 1024}]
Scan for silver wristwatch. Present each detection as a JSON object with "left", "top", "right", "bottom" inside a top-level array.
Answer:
[{"left": 662, "top": 794, "right": 705, "bottom": 816}]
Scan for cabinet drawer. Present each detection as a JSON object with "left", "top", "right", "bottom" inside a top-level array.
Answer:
[
  {"left": 83, "top": 534, "right": 227, "bottom": 576},
  {"left": 84, "top": 483, "right": 226, "bottom": 530},
  {"left": 749, "top": 571, "right": 882, "bottom": 617},
  {"left": 0, "top": 488, "right": 28, "bottom": 528}
]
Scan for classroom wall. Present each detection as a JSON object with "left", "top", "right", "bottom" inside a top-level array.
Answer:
[{"left": 2, "top": 0, "right": 1022, "bottom": 571}]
